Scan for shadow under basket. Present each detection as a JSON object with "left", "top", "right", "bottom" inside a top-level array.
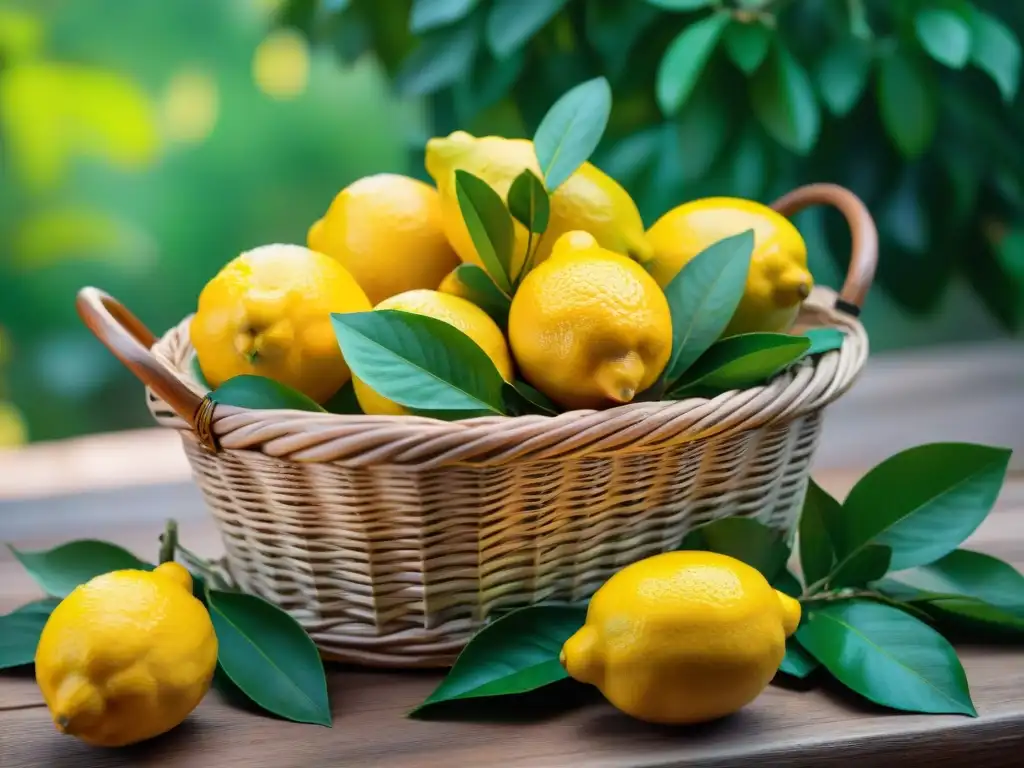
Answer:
[{"left": 77, "top": 183, "right": 877, "bottom": 668}]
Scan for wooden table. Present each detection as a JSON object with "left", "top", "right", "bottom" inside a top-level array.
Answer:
[{"left": 1, "top": 454, "right": 1023, "bottom": 768}]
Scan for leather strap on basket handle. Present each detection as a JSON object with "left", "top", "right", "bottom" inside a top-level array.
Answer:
[
  {"left": 76, "top": 287, "right": 204, "bottom": 429},
  {"left": 770, "top": 183, "right": 878, "bottom": 316}
]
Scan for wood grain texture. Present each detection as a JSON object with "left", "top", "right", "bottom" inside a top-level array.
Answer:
[{"left": 1, "top": 475, "right": 1022, "bottom": 767}]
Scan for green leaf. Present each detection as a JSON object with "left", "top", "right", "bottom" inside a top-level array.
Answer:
[
  {"left": 967, "top": 8, "right": 1022, "bottom": 102},
  {"left": 778, "top": 638, "right": 818, "bottom": 679},
  {"left": 322, "top": 381, "right": 363, "bottom": 415},
  {"left": 915, "top": 8, "right": 972, "bottom": 69},
  {"left": 410, "top": 0, "right": 478, "bottom": 33},
  {"left": 411, "top": 605, "right": 587, "bottom": 714},
  {"left": 332, "top": 310, "right": 506, "bottom": 415},
  {"left": 799, "top": 479, "right": 844, "bottom": 588},
  {"left": 750, "top": 42, "right": 821, "bottom": 154},
  {"left": 395, "top": 22, "right": 479, "bottom": 96},
  {"left": 888, "top": 549, "right": 1024, "bottom": 616},
  {"left": 662, "top": 230, "right": 755, "bottom": 385},
  {"left": 680, "top": 517, "right": 790, "bottom": 583},
  {"left": 814, "top": 38, "right": 872, "bottom": 116},
  {"left": 534, "top": 76, "right": 613, "bottom": 192},
  {"left": 205, "top": 588, "right": 331, "bottom": 726},
  {"left": 840, "top": 443, "right": 1012, "bottom": 571},
  {"left": 830, "top": 545, "right": 892, "bottom": 589},
  {"left": 645, "top": 0, "right": 714, "bottom": 9},
  {"left": 10, "top": 540, "right": 150, "bottom": 599},
  {"left": 724, "top": 21, "right": 772, "bottom": 74},
  {"left": 0, "top": 601, "right": 58, "bottom": 670},
  {"left": 773, "top": 569, "right": 803, "bottom": 599},
  {"left": 190, "top": 354, "right": 211, "bottom": 392},
  {"left": 672, "top": 333, "right": 811, "bottom": 394},
  {"left": 485, "top": 0, "right": 567, "bottom": 59},
  {"left": 656, "top": 13, "right": 730, "bottom": 115},
  {"left": 506, "top": 169, "right": 550, "bottom": 234},
  {"left": 875, "top": 576, "right": 1024, "bottom": 635},
  {"left": 210, "top": 375, "right": 326, "bottom": 413},
  {"left": 802, "top": 328, "right": 845, "bottom": 356},
  {"left": 797, "top": 600, "right": 976, "bottom": 716},
  {"left": 503, "top": 380, "right": 558, "bottom": 416},
  {"left": 877, "top": 51, "right": 937, "bottom": 159},
  {"left": 455, "top": 170, "right": 515, "bottom": 292},
  {"left": 449, "top": 264, "right": 511, "bottom": 327}
]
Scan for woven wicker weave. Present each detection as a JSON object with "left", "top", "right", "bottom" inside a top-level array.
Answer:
[{"left": 78, "top": 183, "right": 877, "bottom": 668}]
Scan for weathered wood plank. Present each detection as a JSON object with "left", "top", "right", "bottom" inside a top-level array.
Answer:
[{"left": 1, "top": 475, "right": 1022, "bottom": 767}]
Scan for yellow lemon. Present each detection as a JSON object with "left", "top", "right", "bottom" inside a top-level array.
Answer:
[
  {"left": 508, "top": 231, "right": 671, "bottom": 411},
  {"left": 190, "top": 243, "right": 371, "bottom": 403},
  {"left": 560, "top": 550, "right": 801, "bottom": 725},
  {"left": 353, "top": 289, "right": 513, "bottom": 416},
  {"left": 35, "top": 562, "right": 218, "bottom": 747},
  {"left": 306, "top": 173, "right": 460, "bottom": 305},
  {"left": 646, "top": 197, "right": 813, "bottom": 336},
  {"left": 425, "top": 131, "right": 651, "bottom": 281}
]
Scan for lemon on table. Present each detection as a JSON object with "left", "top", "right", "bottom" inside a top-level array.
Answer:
[
  {"left": 353, "top": 289, "right": 513, "bottom": 416},
  {"left": 306, "top": 173, "right": 460, "bottom": 305},
  {"left": 560, "top": 550, "right": 800, "bottom": 725},
  {"left": 508, "top": 231, "right": 671, "bottom": 411},
  {"left": 425, "top": 131, "right": 651, "bottom": 280},
  {"left": 646, "top": 197, "right": 814, "bottom": 335},
  {"left": 190, "top": 243, "right": 371, "bottom": 403},
  {"left": 35, "top": 562, "right": 218, "bottom": 747}
]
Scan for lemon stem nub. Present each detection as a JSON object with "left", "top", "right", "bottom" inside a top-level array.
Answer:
[{"left": 596, "top": 353, "right": 645, "bottom": 405}]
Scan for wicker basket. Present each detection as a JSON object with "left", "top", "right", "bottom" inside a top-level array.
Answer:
[{"left": 77, "top": 183, "right": 877, "bottom": 668}]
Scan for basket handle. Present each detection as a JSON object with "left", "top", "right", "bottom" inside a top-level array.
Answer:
[
  {"left": 76, "top": 287, "right": 203, "bottom": 429},
  {"left": 770, "top": 183, "right": 878, "bottom": 315}
]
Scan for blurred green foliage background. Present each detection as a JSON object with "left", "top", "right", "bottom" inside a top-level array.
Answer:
[{"left": 1, "top": 0, "right": 1021, "bottom": 445}]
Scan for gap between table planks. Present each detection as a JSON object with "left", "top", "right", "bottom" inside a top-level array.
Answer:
[{"left": 1, "top": 474, "right": 1023, "bottom": 767}]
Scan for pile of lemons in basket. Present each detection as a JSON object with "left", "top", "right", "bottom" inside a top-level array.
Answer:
[{"left": 190, "top": 130, "right": 813, "bottom": 414}]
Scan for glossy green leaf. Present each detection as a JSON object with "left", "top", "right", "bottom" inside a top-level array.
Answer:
[
  {"left": 10, "top": 541, "right": 150, "bottom": 599},
  {"left": 915, "top": 8, "right": 972, "bottom": 69},
  {"left": 830, "top": 545, "right": 892, "bottom": 589},
  {"left": 888, "top": 549, "right": 1024, "bottom": 617},
  {"left": 0, "top": 600, "right": 58, "bottom": 670},
  {"left": 797, "top": 600, "right": 976, "bottom": 716},
  {"left": 803, "top": 328, "right": 845, "bottom": 356},
  {"left": 778, "top": 638, "right": 818, "bottom": 679},
  {"left": 210, "top": 375, "right": 326, "bottom": 413},
  {"left": 662, "top": 230, "right": 755, "bottom": 385},
  {"left": 331, "top": 310, "right": 505, "bottom": 415},
  {"left": 680, "top": 517, "right": 791, "bottom": 583},
  {"left": 814, "top": 38, "right": 872, "bottom": 116},
  {"left": 750, "top": 43, "right": 821, "bottom": 154},
  {"left": 507, "top": 169, "right": 550, "bottom": 234},
  {"left": 449, "top": 264, "right": 511, "bottom": 327},
  {"left": 503, "top": 380, "right": 558, "bottom": 416},
  {"left": 322, "top": 381, "right": 363, "bottom": 415},
  {"left": 534, "top": 76, "right": 612, "bottom": 192},
  {"left": 673, "top": 333, "right": 811, "bottom": 394},
  {"left": 411, "top": 605, "right": 587, "bottom": 714},
  {"left": 206, "top": 588, "right": 330, "bottom": 725},
  {"left": 645, "top": 0, "right": 714, "bottom": 10},
  {"left": 410, "top": 0, "right": 478, "bottom": 33},
  {"left": 394, "top": 22, "right": 480, "bottom": 96},
  {"left": 877, "top": 51, "right": 937, "bottom": 159},
  {"left": 485, "top": 0, "right": 567, "bottom": 58},
  {"left": 967, "top": 8, "right": 1022, "bottom": 102},
  {"left": 455, "top": 170, "right": 514, "bottom": 292},
  {"left": 656, "top": 13, "right": 729, "bottom": 115},
  {"left": 799, "top": 479, "right": 843, "bottom": 589},
  {"left": 876, "top": 578, "right": 1024, "bottom": 635},
  {"left": 724, "top": 21, "right": 772, "bottom": 74},
  {"left": 840, "top": 443, "right": 1012, "bottom": 570}
]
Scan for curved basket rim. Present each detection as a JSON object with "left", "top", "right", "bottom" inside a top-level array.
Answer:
[{"left": 147, "top": 286, "right": 868, "bottom": 466}]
